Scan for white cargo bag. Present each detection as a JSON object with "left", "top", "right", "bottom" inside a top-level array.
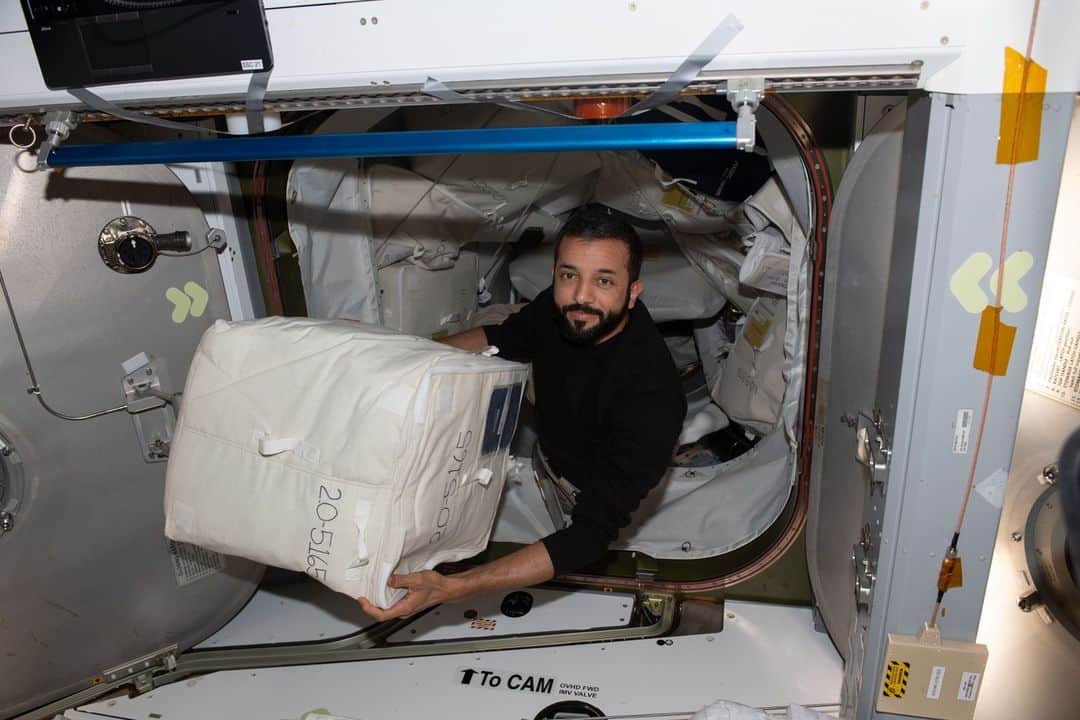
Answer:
[
  {"left": 164, "top": 317, "right": 529, "bottom": 608},
  {"left": 715, "top": 298, "right": 788, "bottom": 435}
]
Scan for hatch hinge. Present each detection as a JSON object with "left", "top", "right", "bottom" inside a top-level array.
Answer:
[
  {"left": 98, "top": 644, "right": 178, "bottom": 695},
  {"left": 726, "top": 76, "right": 765, "bottom": 152}
]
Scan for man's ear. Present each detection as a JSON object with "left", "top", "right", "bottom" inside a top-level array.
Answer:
[{"left": 628, "top": 279, "right": 644, "bottom": 308}]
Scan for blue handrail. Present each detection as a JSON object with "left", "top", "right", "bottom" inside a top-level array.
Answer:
[{"left": 45, "top": 121, "right": 739, "bottom": 167}]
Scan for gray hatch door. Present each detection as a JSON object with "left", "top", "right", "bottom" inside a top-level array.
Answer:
[
  {"left": 805, "top": 100, "right": 912, "bottom": 658},
  {"left": 0, "top": 143, "right": 261, "bottom": 718}
]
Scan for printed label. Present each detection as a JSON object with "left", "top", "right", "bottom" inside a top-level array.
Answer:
[
  {"left": 743, "top": 299, "right": 778, "bottom": 350},
  {"left": 957, "top": 671, "right": 981, "bottom": 702},
  {"left": 167, "top": 539, "right": 225, "bottom": 587},
  {"left": 952, "top": 409, "right": 974, "bottom": 454},
  {"left": 1026, "top": 273, "right": 1080, "bottom": 410},
  {"left": 458, "top": 668, "right": 556, "bottom": 695},
  {"left": 927, "top": 665, "right": 946, "bottom": 700},
  {"left": 557, "top": 681, "right": 603, "bottom": 700},
  {"left": 241, "top": 59, "right": 265, "bottom": 71},
  {"left": 881, "top": 660, "right": 910, "bottom": 699}
]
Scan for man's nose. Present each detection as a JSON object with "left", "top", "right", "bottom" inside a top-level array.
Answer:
[{"left": 574, "top": 281, "right": 595, "bottom": 306}]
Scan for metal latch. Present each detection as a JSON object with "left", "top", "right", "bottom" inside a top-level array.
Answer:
[
  {"left": 726, "top": 77, "right": 764, "bottom": 152},
  {"left": 852, "top": 524, "right": 877, "bottom": 611},
  {"left": 845, "top": 409, "right": 891, "bottom": 495},
  {"left": 121, "top": 353, "right": 178, "bottom": 463}
]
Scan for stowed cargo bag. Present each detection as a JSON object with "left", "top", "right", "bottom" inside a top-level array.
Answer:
[{"left": 164, "top": 318, "right": 528, "bottom": 608}]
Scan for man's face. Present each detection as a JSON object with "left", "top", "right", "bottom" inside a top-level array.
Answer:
[{"left": 553, "top": 236, "right": 644, "bottom": 345}]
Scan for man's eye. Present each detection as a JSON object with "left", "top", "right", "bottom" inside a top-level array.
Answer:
[
  {"left": 597, "top": 278, "right": 612, "bottom": 286},
  {"left": 559, "top": 271, "right": 575, "bottom": 280}
]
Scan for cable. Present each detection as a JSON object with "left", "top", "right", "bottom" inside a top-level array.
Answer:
[
  {"left": 159, "top": 242, "right": 216, "bottom": 257},
  {"left": 0, "top": 261, "right": 128, "bottom": 421},
  {"left": 928, "top": 0, "right": 1043, "bottom": 628}
]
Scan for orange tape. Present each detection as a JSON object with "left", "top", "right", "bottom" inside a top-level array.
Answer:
[
  {"left": 996, "top": 46, "right": 1048, "bottom": 165},
  {"left": 973, "top": 306, "right": 1017, "bottom": 376}
]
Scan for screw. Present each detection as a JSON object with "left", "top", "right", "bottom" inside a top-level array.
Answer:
[
  {"left": 0, "top": 513, "right": 13, "bottom": 532},
  {"left": 360, "top": 17, "right": 367, "bottom": 25},
  {"left": 1040, "top": 464, "right": 1057, "bottom": 485},
  {"left": 1011, "top": 531, "right": 1022, "bottom": 542}
]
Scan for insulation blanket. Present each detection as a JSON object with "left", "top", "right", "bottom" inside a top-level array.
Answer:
[{"left": 164, "top": 317, "right": 528, "bottom": 608}]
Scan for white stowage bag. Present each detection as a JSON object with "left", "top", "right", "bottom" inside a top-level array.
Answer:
[
  {"left": 164, "top": 317, "right": 529, "bottom": 608},
  {"left": 716, "top": 297, "right": 788, "bottom": 435}
]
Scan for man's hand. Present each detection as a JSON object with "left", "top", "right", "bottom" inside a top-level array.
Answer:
[
  {"left": 356, "top": 542, "right": 555, "bottom": 622},
  {"left": 357, "top": 570, "right": 463, "bottom": 621}
]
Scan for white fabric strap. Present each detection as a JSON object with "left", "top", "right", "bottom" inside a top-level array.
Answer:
[{"left": 258, "top": 436, "right": 301, "bottom": 456}]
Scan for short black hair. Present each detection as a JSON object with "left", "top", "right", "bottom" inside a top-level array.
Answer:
[{"left": 554, "top": 203, "right": 643, "bottom": 282}]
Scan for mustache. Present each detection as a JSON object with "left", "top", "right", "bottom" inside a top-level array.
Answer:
[{"left": 561, "top": 303, "right": 604, "bottom": 318}]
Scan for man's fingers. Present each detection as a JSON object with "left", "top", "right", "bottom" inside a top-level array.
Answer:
[
  {"left": 357, "top": 596, "right": 392, "bottom": 621},
  {"left": 357, "top": 592, "right": 424, "bottom": 621}
]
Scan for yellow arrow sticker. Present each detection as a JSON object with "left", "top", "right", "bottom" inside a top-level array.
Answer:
[
  {"left": 166, "top": 281, "right": 209, "bottom": 323},
  {"left": 184, "top": 281, "right": 209, "bottom": 317},
  {"left": 950, "top": 252, "right": 993, "bottom": 314},
  {"left": 988, "top": 251, "right": 1035, "bottom": 313}
]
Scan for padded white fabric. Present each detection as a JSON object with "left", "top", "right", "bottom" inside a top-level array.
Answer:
[
  {"left": 716, "top": 298, "right": 788, "bottom": 435},
  {"left": 164, "top": 318, "right": 528, "bottom": 608}
]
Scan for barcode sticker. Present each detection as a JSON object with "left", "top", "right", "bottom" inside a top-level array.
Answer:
[
  {"left": 957, "top": 671, "right": 981, "bottom": 702},
  {"left": 927, "top": 665, "right": 946, "bottom": 700},
  {"left": 952, "top": 409, "right": 974, "bottom": 454},
  {"left": 241, "top": 59, "right": 265, "bottom": 71},
  {"left": 167, "top": 539, "right": 225, "bottom": 587}
]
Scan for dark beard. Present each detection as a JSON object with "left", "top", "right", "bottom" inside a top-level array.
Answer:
[{"left": 556, "top": 301, "right": 629, "bottom": 345}]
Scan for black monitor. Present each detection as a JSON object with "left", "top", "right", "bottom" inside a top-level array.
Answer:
[{"left": 21, "top": 0, "right": 273, "bottom": 90}]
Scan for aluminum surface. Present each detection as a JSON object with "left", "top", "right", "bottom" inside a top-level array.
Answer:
[
  {"left": 807, "top": 101, "right": 906, "bottom": 658},
  {"left": 975, "top": 392, "right": 1080, "bottom": 719},
  {"left": 0, "top": 140, "right": 261, "bottom": 718}
]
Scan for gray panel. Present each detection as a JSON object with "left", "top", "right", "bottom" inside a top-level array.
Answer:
[
  {"left": 806, "top": 101, "right": 907, "bottom": 657},
  {"left": 0, "top": 146, "right": 260, "bottom": 717},
  {"left": 860, "top": 93, "right": 1075, "bottom": 719}
]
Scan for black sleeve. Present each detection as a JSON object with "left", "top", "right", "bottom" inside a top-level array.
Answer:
[
  {"left": 481, "top": 289, "right": 551, "bottom": 363},
  {"left": 541, "top": 355, "right": 687, "bottom": 575}
]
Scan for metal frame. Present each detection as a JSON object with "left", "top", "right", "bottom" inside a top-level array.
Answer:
[
  {"left": 855, "top": 91, "right": 1075, "bottom": 718},
  {"left": 14, "top": 593, "right": 676, "bottom": 720}
]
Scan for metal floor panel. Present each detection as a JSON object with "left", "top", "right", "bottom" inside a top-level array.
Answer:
[{"left": 72, "top": 600, "right": 841, "bottom": 720}]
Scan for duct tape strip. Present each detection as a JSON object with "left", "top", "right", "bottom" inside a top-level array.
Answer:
[
  {"left": 621, "top": 14, "right": 744, "bottom": 117},
  {"left": 997, "top": 46, "right": 1048, "bottom": 165},
  {"left": 245, "top": 70, "right": 273, "bottom": 135},
  {"left": 69, "top": 87, "right": 216, "bottom": 135},
  {"left": 421, "top": 77, "right": 582, "bottom": 120}
]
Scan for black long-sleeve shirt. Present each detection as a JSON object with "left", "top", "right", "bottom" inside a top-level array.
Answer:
[{"left": 483, "top": 288, "right": 686, "bottom": 575}]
